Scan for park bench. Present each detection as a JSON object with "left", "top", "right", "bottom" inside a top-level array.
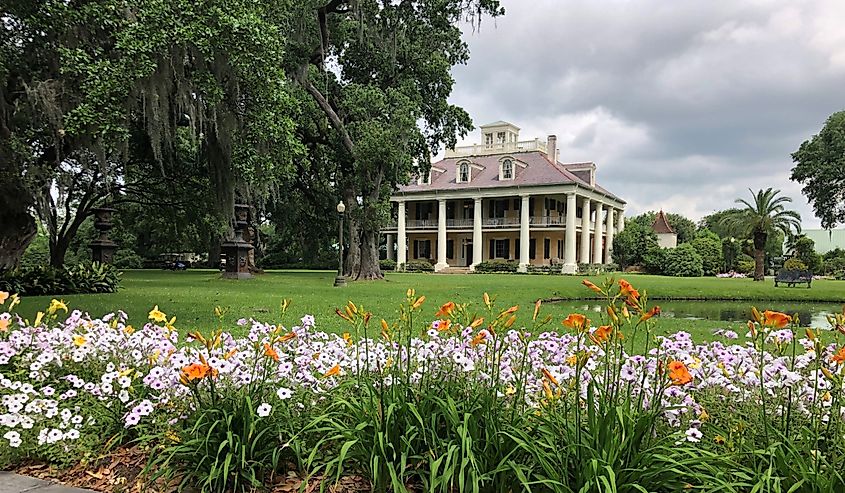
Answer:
[{"left": 774, "top": 269, "right": 813, "bottom": 288}]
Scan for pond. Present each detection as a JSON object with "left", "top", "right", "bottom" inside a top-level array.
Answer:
[{"left": 553, "top": 300, "right": 845, "bottom": 328}]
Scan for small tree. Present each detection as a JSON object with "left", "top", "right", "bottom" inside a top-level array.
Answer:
[
  {"left": 612, "top": 222, "right": 658, "bottom": 270},
  {"left": 791, "top": 110, "right": 845, "bottom": 229},
  {"left": 691, "top": 230, "right": 723, "bottom": 276},
  {"left": 721, "top": 188, "right": 801, "bottom": 281},
  {"left": 792, "top": 236, "right": 823, "bottom": 274}
]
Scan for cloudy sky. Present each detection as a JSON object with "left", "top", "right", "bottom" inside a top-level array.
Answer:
[{"left": 447, "top": 0, "right": 845, "bottom": 227}]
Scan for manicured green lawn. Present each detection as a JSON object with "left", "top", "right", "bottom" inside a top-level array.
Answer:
[{"left": 12, "top": 270, "right": 845, "bottom": 344}]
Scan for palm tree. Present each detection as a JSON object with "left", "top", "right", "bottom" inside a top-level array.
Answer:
[{"left": 721, "top": 188, "right": 801, "bottom": 281}]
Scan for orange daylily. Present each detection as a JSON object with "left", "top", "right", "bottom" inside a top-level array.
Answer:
[
  {"left": 323, "top": 364, "right": 342, "bottom": 378},
  {"left": 562, "top": 313, "right": 588, "bottom": 330},
  {"left": 0, "top": 291, "right": 9, "bottom": 304},
  {"left": 483, "top": 292, "right": 491, "bottom": 307},
  {"left": 263, "top": 343, "right": 280, "bottom": 362},
  {"left": 582, "top": 279, "right": 603, "bottom": 294},
  {"left": 437, "top": 319, "right": 452, "bottom": 332},
  {"left": 763, "top": 310, "right": 791, "bottom": 329},
  {"left": 469, "top": 316, "right": 485, "bottom": 329},
  {"left": 181, "top": 363, "right": 213, "bottom": 382},
  {"left": 336, "top": 308, "right": 352, "bottom": 322},
  {"left": 223, "top": 348, "right": 237, "bottom": 360},
  {"left": 435, "top": 301, "right": 456, "bottom": 318},
  {"left": 470, "top": 332, "right": 487, "bottom": 347},
  {"left": 533, "top": 299, "right": 542, "bottom": 321},
  {"left": 667, "top": 360, "right": 693, "bottom": 386},
  {"left": 619, "top": 279, "right": 639, "bottom": 302},
  {"left": 541, "top": 368, "right": 559, "bottom": 386},
  {"left": 0, "top": 318, "right": 9, "bottom": 332},
  {"left": 640, "top": 306, "right": 661, "bottom": 322},
  {"left": 504, "top": 314, "right": 517, "bottom": 328},
  {"left": 499, "top": 305, "right": 519, "bottom": 318},
  {"left": 279, "top": 331, "right": 297, "bottom": 343},
  {"left": 592, "top": 325, "right": 613, "bottom": 343},
  {"left": 832, "top": 346, "right": 845, "bottom": 364},
  {"left": 412, "top": 296, "right": 426, "bottom": 309}
]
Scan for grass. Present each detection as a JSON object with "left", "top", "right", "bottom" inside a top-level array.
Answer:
[{"left": 13, "top": 270, "right": 845, "bottom": 343}]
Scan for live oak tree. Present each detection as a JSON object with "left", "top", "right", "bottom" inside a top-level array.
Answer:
[
  {"left": 287, "top": 0, "right": 504, "bottom": 280},
  {"left": 791, "top": 110, "right": 845, "bottom": 230},
  {"left": 1, "top": 0, "right": 300, "bottom": 269}
]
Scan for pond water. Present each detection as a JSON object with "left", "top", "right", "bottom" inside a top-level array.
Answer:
[{"left": 553, "top": 300, "right": 844, "bottom": 328}]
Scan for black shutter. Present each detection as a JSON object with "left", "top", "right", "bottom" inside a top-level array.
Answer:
[
  {"left": 446, "top": 240, "right": 454, "bottom": 259},
  {"left": 489, "top": 239, "right": 494, "bottom": 259},
  {"left": 413, "top": 241, "right": 419, "bottom": 259},
  {"left": 530, "top": 239, "right": 536, "bottom": 260},
  {"left": 544, "top": 238, "right": 551, "bottom": 259},
  {"left": 513, "top": 239, "right": 518, "bottom": 260},
  {"left": 529, "top": 197, "right": 535, "bottom": 214},
  {"left": 489, "top": 202, "right": 494, "bottom": 218},
  {"left": 513, "top": 198, "right": 519, "bottom": 210}
]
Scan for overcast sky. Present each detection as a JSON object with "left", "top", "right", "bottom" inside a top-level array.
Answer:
[{"left": 447, "top": 0, "right": 845, "bottom": 228}]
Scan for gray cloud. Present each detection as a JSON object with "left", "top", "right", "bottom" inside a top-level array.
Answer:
[{"left": 447, "top": 0, "right": 845, "bottom": 227}]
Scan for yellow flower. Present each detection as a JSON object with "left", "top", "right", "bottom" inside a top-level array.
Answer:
[
  {"left": 342, "top": 332, "right": 353, "bottom": 347},
  {"left": 72, "top": 335, "right": 86, "bottom": 347},
  {"left": 148, "top": 305, "right": 167, "bottom": 323},
  {"left": 123, "top": 325, "right": 135, "bottom": 335},
  {"left": 165, "top": 316, "right": 177, "bottom": 331},
  {"left": 0, "top": 291, "right": 9, "bottom": 304},
  {"left": 48, "top": 299, "right": 68, "bottom": 315},
  {"left": 33, "top": 311, "right": 44, "bottom": 326}
]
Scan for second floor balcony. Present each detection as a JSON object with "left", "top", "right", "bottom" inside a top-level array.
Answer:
[{"left": 382, "top": 215, "right": 591, "bottom": 230}]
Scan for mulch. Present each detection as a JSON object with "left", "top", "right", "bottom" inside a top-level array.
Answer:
[{"left": 12, "top": 447, "right": 373, "bottom": 493}]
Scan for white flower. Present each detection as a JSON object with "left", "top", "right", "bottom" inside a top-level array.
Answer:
[
  {"left": 276, "top": 388, "right": 293, "bottom": 400},
  {"left": 256, "top": 403, "right": 272, "bottom": 417},
  {"left": 685, "top": 427, "right": 702, "bottom": 443},
  {"left": 4, "top": 430, "right": 21, "bottom": 448}
]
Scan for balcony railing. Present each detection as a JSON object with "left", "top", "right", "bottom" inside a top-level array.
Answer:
[
  {"left": 382, "top": 216, "right": 585, "bottom": 230},
  {"left": 444, "top": 139, "right": 548, "bottom": 158}
]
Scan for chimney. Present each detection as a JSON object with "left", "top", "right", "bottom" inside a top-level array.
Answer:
[{"left": 547, "top": 135, "right": 557, "bottom": 163}]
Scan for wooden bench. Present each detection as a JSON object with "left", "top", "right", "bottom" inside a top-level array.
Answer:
[{"left": 774, "top": 270, "right": 813, "bottom": 288}]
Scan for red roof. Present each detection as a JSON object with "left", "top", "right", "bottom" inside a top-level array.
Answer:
[
  {"left": 397, "top": 151, "right": 624, "bottom": 203},
  {"left": 652, "top": 210, "right": 675, "bottom": 234}
]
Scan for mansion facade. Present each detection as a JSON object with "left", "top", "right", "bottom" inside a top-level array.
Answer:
[{"left": 382, "top": 121, "right": 626, "bottom": 273}]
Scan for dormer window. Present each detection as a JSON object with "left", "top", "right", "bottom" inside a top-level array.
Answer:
[
  {"left": 501, "top": 159, "right": 514, "bottom": 180},
  {"left": 458, "top": 162, "right": 470, "bottom": 183}
]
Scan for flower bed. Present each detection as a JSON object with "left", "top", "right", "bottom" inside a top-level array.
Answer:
[{"left": 2, "top": 283, "right": 845, "bottom": 492}]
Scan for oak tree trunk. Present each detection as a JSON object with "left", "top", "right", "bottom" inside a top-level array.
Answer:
[
  {"left": 356, "top": 228, "right": 382, "bottom": 280},
  {"left": 0, "top": 169, "right": 37, "bottom": 270}
]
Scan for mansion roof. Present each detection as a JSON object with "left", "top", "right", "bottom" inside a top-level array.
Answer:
[{"left": 396, "top": 151, "right": 624, "bottom": 203}]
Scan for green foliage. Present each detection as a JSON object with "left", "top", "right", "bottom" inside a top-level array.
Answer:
[
  {"left": 783, "top": 258, "right": 808, "bottom": 271},
  {"left": 791, "top": 110, "right": 845, "bottom": 229},
  {"left": 379, "top": 259, "right": 397, "bottom": 271},
  {"left": 793, "top": 236, "right": 823, "bottom": 274},
  {"left": 663, "top": 243, "right": 704, "bottom": 277},
  {"left": 0, "top": 262, "right": 121, "bottom": 296},
  {"left": 700, "top": 208, "right": 744, "bottom": 239},
  {"left": 738, "top": 256, "right": 756, "bottom": 276},
  {"left": 691, "top": 231, "right": 724, "bottom": 276},
  {"left": 402, "top": 260, "right": 435, "bottom": 272},
  {"left": 473, "top": 260, "right": 518, "bottom": 273},
  {"left": 642, "top": 247, "right": 669, "bottom": 275},
  {"left": 721, "top": 237, "right": 743, "bottom": 272},
  {"left": 629, "top": 211, "right": 697, "bottom": 244},
  {"left": 612, "top": 222, "right": 658, "bottom": 269}
]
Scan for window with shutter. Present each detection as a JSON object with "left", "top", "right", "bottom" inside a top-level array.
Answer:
[{"left": 529, "top": 239, "right": 536, "bottom": 260}]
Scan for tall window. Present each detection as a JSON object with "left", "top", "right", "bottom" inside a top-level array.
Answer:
[
  {"left": 502, "top": 159, "right": 513, "bottom": 180},
  {"left": 485, "top": 133, "right": 494, "bottom": 147},
  {"left": 459, "top": 163, "right": 470, "bottom": 183},
  {"left": 496, "top": 131, "right": 506, "bottom": 144}
]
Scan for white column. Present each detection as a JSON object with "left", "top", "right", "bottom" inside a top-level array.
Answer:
[
  {"left": 580, "top": 198, "right": 591, "bottom": 264},
  {"left": 435, "top": 199, "right": 448, "bottom": 271},
  {"left": 617, "top": 209, "right": 625, "bottom": 234},
  {"left": 386, "top": 233, "right": 395, "bottom": 261},
  {"left": 471, "top": 198, "right": 482, "bottom": 271},
  {"left": 397, "top": 201, "right": 407, "bottom": 269},
  {"left": 519, "top": 194, "right": 530, "bottom": 272},
  {"left": 593, "top": 202, "right": 604, "bottom": 264},
  {"left": 604, "top": 208, "right": 614, "bottom": 265},
  {"left": 563, "top": 192, "right": 577, "bottom": 273}
]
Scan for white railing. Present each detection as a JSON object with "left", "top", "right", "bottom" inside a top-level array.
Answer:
[
  {"left": 444, "top": 139, "right": 548, "bottom": 158},
  {"left": 531, "top": 216, "right": 565, "bottom": 226},
  {"left": 406, "top": 219, "right": 438, "bottom": 229},
  {"left": 482, "top": 217, "right": 520, "bottom": 227},
  {"left": 447, "top": 218, "right": 474, "bottom": 228}
]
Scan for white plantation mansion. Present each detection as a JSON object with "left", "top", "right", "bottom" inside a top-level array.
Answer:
[{"left": 382, "top": 121, "right": 626, "bottom": 273}]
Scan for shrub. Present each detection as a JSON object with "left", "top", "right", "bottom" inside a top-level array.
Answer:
[
  {"left": 112, "top": 249, "right": 144, "bottom": 269},
  {"left": 691, "top": 232, "right": 723, "bottom": 276},
  {"left": 379, "top": 259, "right": 396, "bottom": 271},
  {"left": 0, "top": 262, "right": 121, "bottom": 296},
  {"left": 577, "top": 263, "right": 620, "bottom": 275},
  {"left": 612, "top": 222, "right": 658, "bottom": 269},
  {"left": 737, "top": 258, "right": 755, "bottom": 276},
  {"left": 473, "top": 260, "right": 518, "bottom": 273},
  {"left": 402, "top": 259, "right": 434, "bottom": 272},
  {"left": 642, "top": 247, "right": 668, "bottom": 275},
  {"left": 783, "top": 257, "right": 808, "bottom": 271},
  {"left": 663, "top": 243, "right": 703, "bottom": 277}
]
